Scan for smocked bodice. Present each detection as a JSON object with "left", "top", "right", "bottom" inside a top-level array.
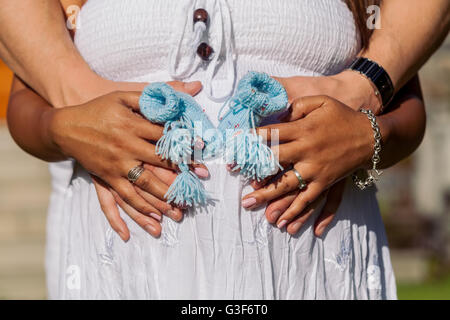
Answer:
[{"left": 75, "top": 0, "right": 360, "bottom": 86}]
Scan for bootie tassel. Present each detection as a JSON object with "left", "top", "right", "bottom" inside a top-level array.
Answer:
[
  {"left": 219, "top": 72, "right": 289, "bottom": 181},
  {"left": 139, "top": 83, "right": 209, "bottom": 207},
  {"left": 165, "top": 163, "right": 208, "bottom": 207}
]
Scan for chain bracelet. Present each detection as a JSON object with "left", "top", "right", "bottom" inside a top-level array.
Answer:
[{"left": 352, "top": 109, "right": 383, "bottom": 190}]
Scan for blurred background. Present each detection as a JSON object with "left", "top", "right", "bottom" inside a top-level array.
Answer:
[{"left": 0, "top": 36, "right": 449, "bottom": 300}]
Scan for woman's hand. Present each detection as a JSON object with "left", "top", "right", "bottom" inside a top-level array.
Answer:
[
  {"left": 86, "top": 80, "right": 206, "bottom": 241},
  {"left": 251, "top": 177, "right": 347, "bottom": 237},
  {"left": 244, "top": 71, "right": 383, "bottom": 237},
  {"left": 92, "top": 164, "right": 180, "bottom": 241},
  {"left": 44, "top": 83, "right": 209, "bottom": 239},
  {"left": 242, "top": 95, "right": 380, "bottom": 235},
  {"left": 79, "top": 80, "right": 204, "bottom": 241}
]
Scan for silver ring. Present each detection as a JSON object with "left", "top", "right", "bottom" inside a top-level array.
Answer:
[
  {"left": 292, "top": 168, "right": 307, "bottom": 190},
  {"left": 127, "top": 164, "right": 145, "bottom": 184}
]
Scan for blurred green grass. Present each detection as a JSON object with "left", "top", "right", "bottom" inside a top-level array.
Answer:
[{"left": 397, "top": 276, "right": 450, "bottom": 300}]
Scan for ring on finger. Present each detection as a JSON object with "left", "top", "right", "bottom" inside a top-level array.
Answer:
[
  {"left": 127, "top": 164, "right": 145, "bottom": 184},
  {"left": 292, "top": 168, "right": 307, "bottom": 190}
]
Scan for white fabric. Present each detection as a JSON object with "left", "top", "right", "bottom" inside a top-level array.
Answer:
[{"left": 46, "top": 0, "right": 397, "bottom": 299}]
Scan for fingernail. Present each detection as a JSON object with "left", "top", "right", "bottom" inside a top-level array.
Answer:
[
  {"left": 118, "top": 231, "right": 128, "bottom": 242},
  {"left": 316, "top": 222, "right": 326, "bottom": 236},
  {"left": 242, "top": 197, "right": 257, "bottom": 208},
  {"left": 226, "top": 163, "right": 236, "bottom": 172},
  {"left": 271, "top": 210, "right": 281, "bottom": 220},
  {"left": 277, "top": 220, "right": 288, "bottom": 229},
  {"left": 194, "top": 137, "right": 205, "bottom": 150},
  {"left": 144, "top": 224, "right": 157, "bottom": 235},
  {"left": 167, "top": 209, "right": 181, "bottom": 221},
  {"left": 149, "top": 212, "right": 161, "bottom": 221},
  {"left": 291, "top": 220, "right": 303, "bottom": 231},
  {"left": 194, "top": 167, "right": 209, "bottom": 178}
]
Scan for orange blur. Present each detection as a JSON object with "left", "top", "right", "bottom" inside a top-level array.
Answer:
[{"left": 0, "top": 59, "right": 13, "bottom": 119}]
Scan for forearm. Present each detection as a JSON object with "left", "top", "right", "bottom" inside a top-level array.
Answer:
[
  {"left": 7, "top": 77, "right": 66, "bottom": 162},
  {"left": 0, "top": 0, "right": 97, "bottom": 106},
  {"left": 361, "top": 0, "right": 450, "bottom": 90},
  {"left": 372, "top": 76, "right": 426, "bottom": 169}
]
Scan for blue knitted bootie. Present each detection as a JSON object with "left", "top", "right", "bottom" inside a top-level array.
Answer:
[
  {"left": 217, "top": 72, "right": 289, "bottom": 181},
  {"left": 139, "top": 83, "right": 217, "bottom": 206}
]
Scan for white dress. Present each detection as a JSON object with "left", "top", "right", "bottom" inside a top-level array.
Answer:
[{"left": 46, "top": 0, "right": 397, "bottom": 299}]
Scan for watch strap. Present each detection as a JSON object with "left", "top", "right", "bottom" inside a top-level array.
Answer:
[{"left": 349, "top": 57, "right": 394, "bottom": 108}]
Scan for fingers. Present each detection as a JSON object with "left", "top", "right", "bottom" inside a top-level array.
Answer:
[
  {"left": 110, "top": 81, "right": 203, "bottom": 115},
  {"left": 133, "top": 118, "right": 164, "bottom": 141},
  {"left": 275, "top": 142, "right": 303, "bottom": 167},
  {"left": 121, "top": 161, "right": 208, "bottom": 214},
  {"left": 114, "top": 81, "right": 148, "bottom": 93},
  {"left": 314, "top": 179, "right": 346, "bottom": 237},
  {"left": 250, "top": 176, "right": 272, "bottom": 190},
  {"left": 271, "top": 76, "right": 284, "bottom": 86},
  {"left": 281, "top": 95, "right": 328, "bottom": 122},
  {"left": 129, "top": 162, "right": 204, "bottom": 221},
  {"left": 135, "top": 164, "right": 208, "bottom": 200},
  {"left": 264, "top": 190, "right": 299, "bottom": 224},
  {"left": 286, "top": 194, "right": 325, "bottom": 235},
  {"left": 113, "top": 91, "right": 142, "bottom": 112},
  {"left": 133, "top": 168, "right": 170, "bottom": 201},
  {"left": 143, "top": 164, "right": 178, "bottom": 185},
  {"left": 110, "top": 189, "right": 162, "bottom": 238},
  {"left": 131, "top": 139, "right": 211, "bottom": 178},
  {"left": 275, "top": 182, "right": 324, "bottom": 230},
  {"left": 91, "top": 175, "right": 130, "bottom": 242},
  {"left": 131, "top": 141, "right": 179, "bottom": 171},
  {"left": 167, "top": 81, "right": 203, "bottom": 96},
  {"left": 190, "top": 162, "right": 210, "bottom": 179},
  {"left": 140, "top": 164, "right": 185, "bottom": 221},
  {"left": 113, "top": 179, "right": 163, "bottom": 220},
  {"left": 135, "top": 187, "right": 184, "bottom": 222},
  {"left": 242, "top": 166, "right": 312, "bottom": 209},
  {"left": 256, "top": 95, "right": 329, "bottom": 142},
  {"left": 255, "top": 122, "right": 299, "bottom": 142}
]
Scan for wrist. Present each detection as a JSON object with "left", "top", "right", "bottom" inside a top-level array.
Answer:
[
  {"left": 40, "top": 108, "right": 69, "bottom": 158},
  {"left": 355, "top": 111, "right": 376, "bottom": 170},
  {"left": 47, "top": 55, "right": 103, "bottom": 107},
  {"left": 360, "top": 35, "right": 402, "bottom": 91},
  {"left": 332, "top": 70, "right": 383, "bottom": 114},
  {"left": 359, "top": 111, "right": 391, "bottom": 170}
]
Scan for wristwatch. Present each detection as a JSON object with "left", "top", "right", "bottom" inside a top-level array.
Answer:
[{"left": 349, "top": 57, "right": 395, "bottom": 109}]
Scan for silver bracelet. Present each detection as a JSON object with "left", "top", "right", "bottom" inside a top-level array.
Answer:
[{"left": 352, "top": 109, "right": 383, "bottom": 190}]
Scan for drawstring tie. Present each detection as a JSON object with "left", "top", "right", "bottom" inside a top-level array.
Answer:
[{"left": 169, "top": 0, "right": 236, "bottom": 102}]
